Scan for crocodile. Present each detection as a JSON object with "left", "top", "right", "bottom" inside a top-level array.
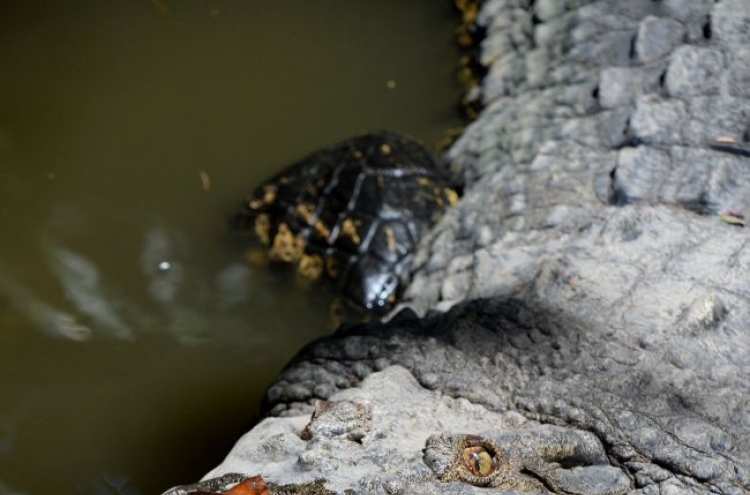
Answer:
[{"left": 163, "top": 0, "right": 750, "bottom": 493}]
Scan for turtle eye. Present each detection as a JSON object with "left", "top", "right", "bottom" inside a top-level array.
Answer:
[{"left": 462, "top": 445, "right": 497, "bottom": 477}]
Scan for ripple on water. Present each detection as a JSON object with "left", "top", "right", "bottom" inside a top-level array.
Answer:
[{"left": 0, "top": 0, "right": 463, "bottom": 493}]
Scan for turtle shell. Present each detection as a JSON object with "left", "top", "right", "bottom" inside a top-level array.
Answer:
[{"left": 235, "top": 132, "right": 458, "bottom": 314}]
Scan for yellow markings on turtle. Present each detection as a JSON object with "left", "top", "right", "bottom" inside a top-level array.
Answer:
[
  {"left": 454, "top": 0, "right": 469, "bottom": 11},
  {"left": 278, "top": 175, "right": 292, "bottom": 185},
  {"left": 463, "top": 94, "right": 480, "bottom": 120},
  {"left": 445, "top": 188, "right": 459, "bottom": 205},
  {"left": 417, "top": 177, "right": 432, "bottom": 187},
  {"left": 314, "top": 219, "right": 331, "bottom": 240},
  {"left": 458, "top": 55, "right": 478, "bottom": 87},
  {"left": 352, "top": 149, "right": 364, "bottom": 159},
  {"left": 262, "top": 185, "right": 277, "bottom": 205},
  {"left": 457, "top": 28, "right": 474, "bottom": 48},
  {"left": 454, "top": 0, "right": 479, "bottom": 28},
  {"left": 384, "top": 225, "right": 396, "bottom": 253},
  {"left": 341, "top": 218, "right": 361, "bottom": 244},
  {"left": 433, "top": 187, "right": 444, "bottom": 206},
  {"left": 380, "top": 143, "right": 392, "bottom": 155},
  {"left": 436, "top": 126, "right": 464, "bottom": 152},
  {"left": 295, "top": 202, "right": 316, "bottom": 224},
  {"left": 249, "top": 198, "right": 265, "bottom": 210},
  {"left": 253, "top": 213, "right": 271, "bottom": 245},
  {"left": 297, "top": 253, "right": 323, "bottom": 279},
  {"left": 269, "top": 223, "right": 304, "bottom": 263},
  {"left": 326, "top": 256, "right": 340, "bottom": 279},
  {"left": 462, "top": 446, "right": 497, "bottom": 478}
]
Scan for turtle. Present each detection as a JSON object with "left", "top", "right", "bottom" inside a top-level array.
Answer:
[{"left": 234, "top": 131, "right": 459, "bottom": 314}]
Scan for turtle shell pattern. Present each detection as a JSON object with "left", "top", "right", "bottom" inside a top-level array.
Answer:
[{"left": 236, "top": 132, "right": 458, "bottom": 313}]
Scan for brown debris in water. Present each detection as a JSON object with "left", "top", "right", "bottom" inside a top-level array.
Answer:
[
  {"left": 148, "top": 0, "right": 172, "bottom": 18},
  {"left": 200, "top": 170, "right": 211, "bottom": 191},
  {"left": 435, "top": 126, "right": 465, "bottom": 153}
]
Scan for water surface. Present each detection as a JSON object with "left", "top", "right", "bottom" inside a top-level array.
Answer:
[{"left": 0, "top": 2, "right": 462, "bottom": 493}]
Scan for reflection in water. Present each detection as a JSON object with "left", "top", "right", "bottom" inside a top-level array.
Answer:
[
  {"left": 0, "top": 419, "right": 13, "bottom": 456},
  {"left": 0, "top": 228, "right": 262, "bottom": 344},
  {"left": 0, "top": 391, "right": 36, "bottom": 458},
  {"left": 50, "top": 245, "right": 134, "bottom": 340},
  {"left": 0, "top": 392, "right": 40, "bottom": 495},
  {"left": 90, "top": 473, "right": 141, "bottom": 495},
  {"left": 215, "top": 264, "right": 253, "bottom": 311},
  {"left": 0, "top": 222, "right": 293, "bottom": 346},
  {"left": 0, "top": 268, "right": 91, "bottom": 341},
  {"left": 0, "top": 0, "right": 463, "bottom": 493},
  {"left": 141, "top": 227, "right": 184, "bottom": 306},
  {"left": 137, "top": 224, "right": 210, "bottom": 345},
  {"left": 0, "top": 481, "right": 23, "bottom": 495}
]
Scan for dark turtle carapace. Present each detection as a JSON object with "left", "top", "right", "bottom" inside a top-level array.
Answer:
[{"left": 234, "top": 132, "right": 459, "bottom": 314}]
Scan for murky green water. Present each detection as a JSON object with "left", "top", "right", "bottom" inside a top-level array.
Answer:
[{"left": 0, "top": 2, "right": 462, "bottom": 494}]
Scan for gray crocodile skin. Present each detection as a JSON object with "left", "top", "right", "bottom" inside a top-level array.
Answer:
[{"left": 168, "top": 1, "right": 750, "bottom": 494}]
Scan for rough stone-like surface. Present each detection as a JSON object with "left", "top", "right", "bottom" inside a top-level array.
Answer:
[
  {"left": 163, "top": 0, "right": 750, "bottom": 494},
  {"left": 206, "top": 366, "right": 529, "bottom": 494},
  {"left": 213, "top": 290, "right": 750, "bottom": 494},
  {"left": 407, "top": 0, "right": 750, "bottom": 314}
]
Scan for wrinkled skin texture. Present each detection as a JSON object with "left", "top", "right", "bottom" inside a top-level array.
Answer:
[
  {"left": 258, "top": 300, "right": 749, "bottom": 494},
  {"left": 165, "top": 0, "right": 750, "bottom": 494}
]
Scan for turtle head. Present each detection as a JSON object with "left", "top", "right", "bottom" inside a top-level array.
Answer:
[{"left": 344, "top": 259, "right": 401, "bottom": 315}]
